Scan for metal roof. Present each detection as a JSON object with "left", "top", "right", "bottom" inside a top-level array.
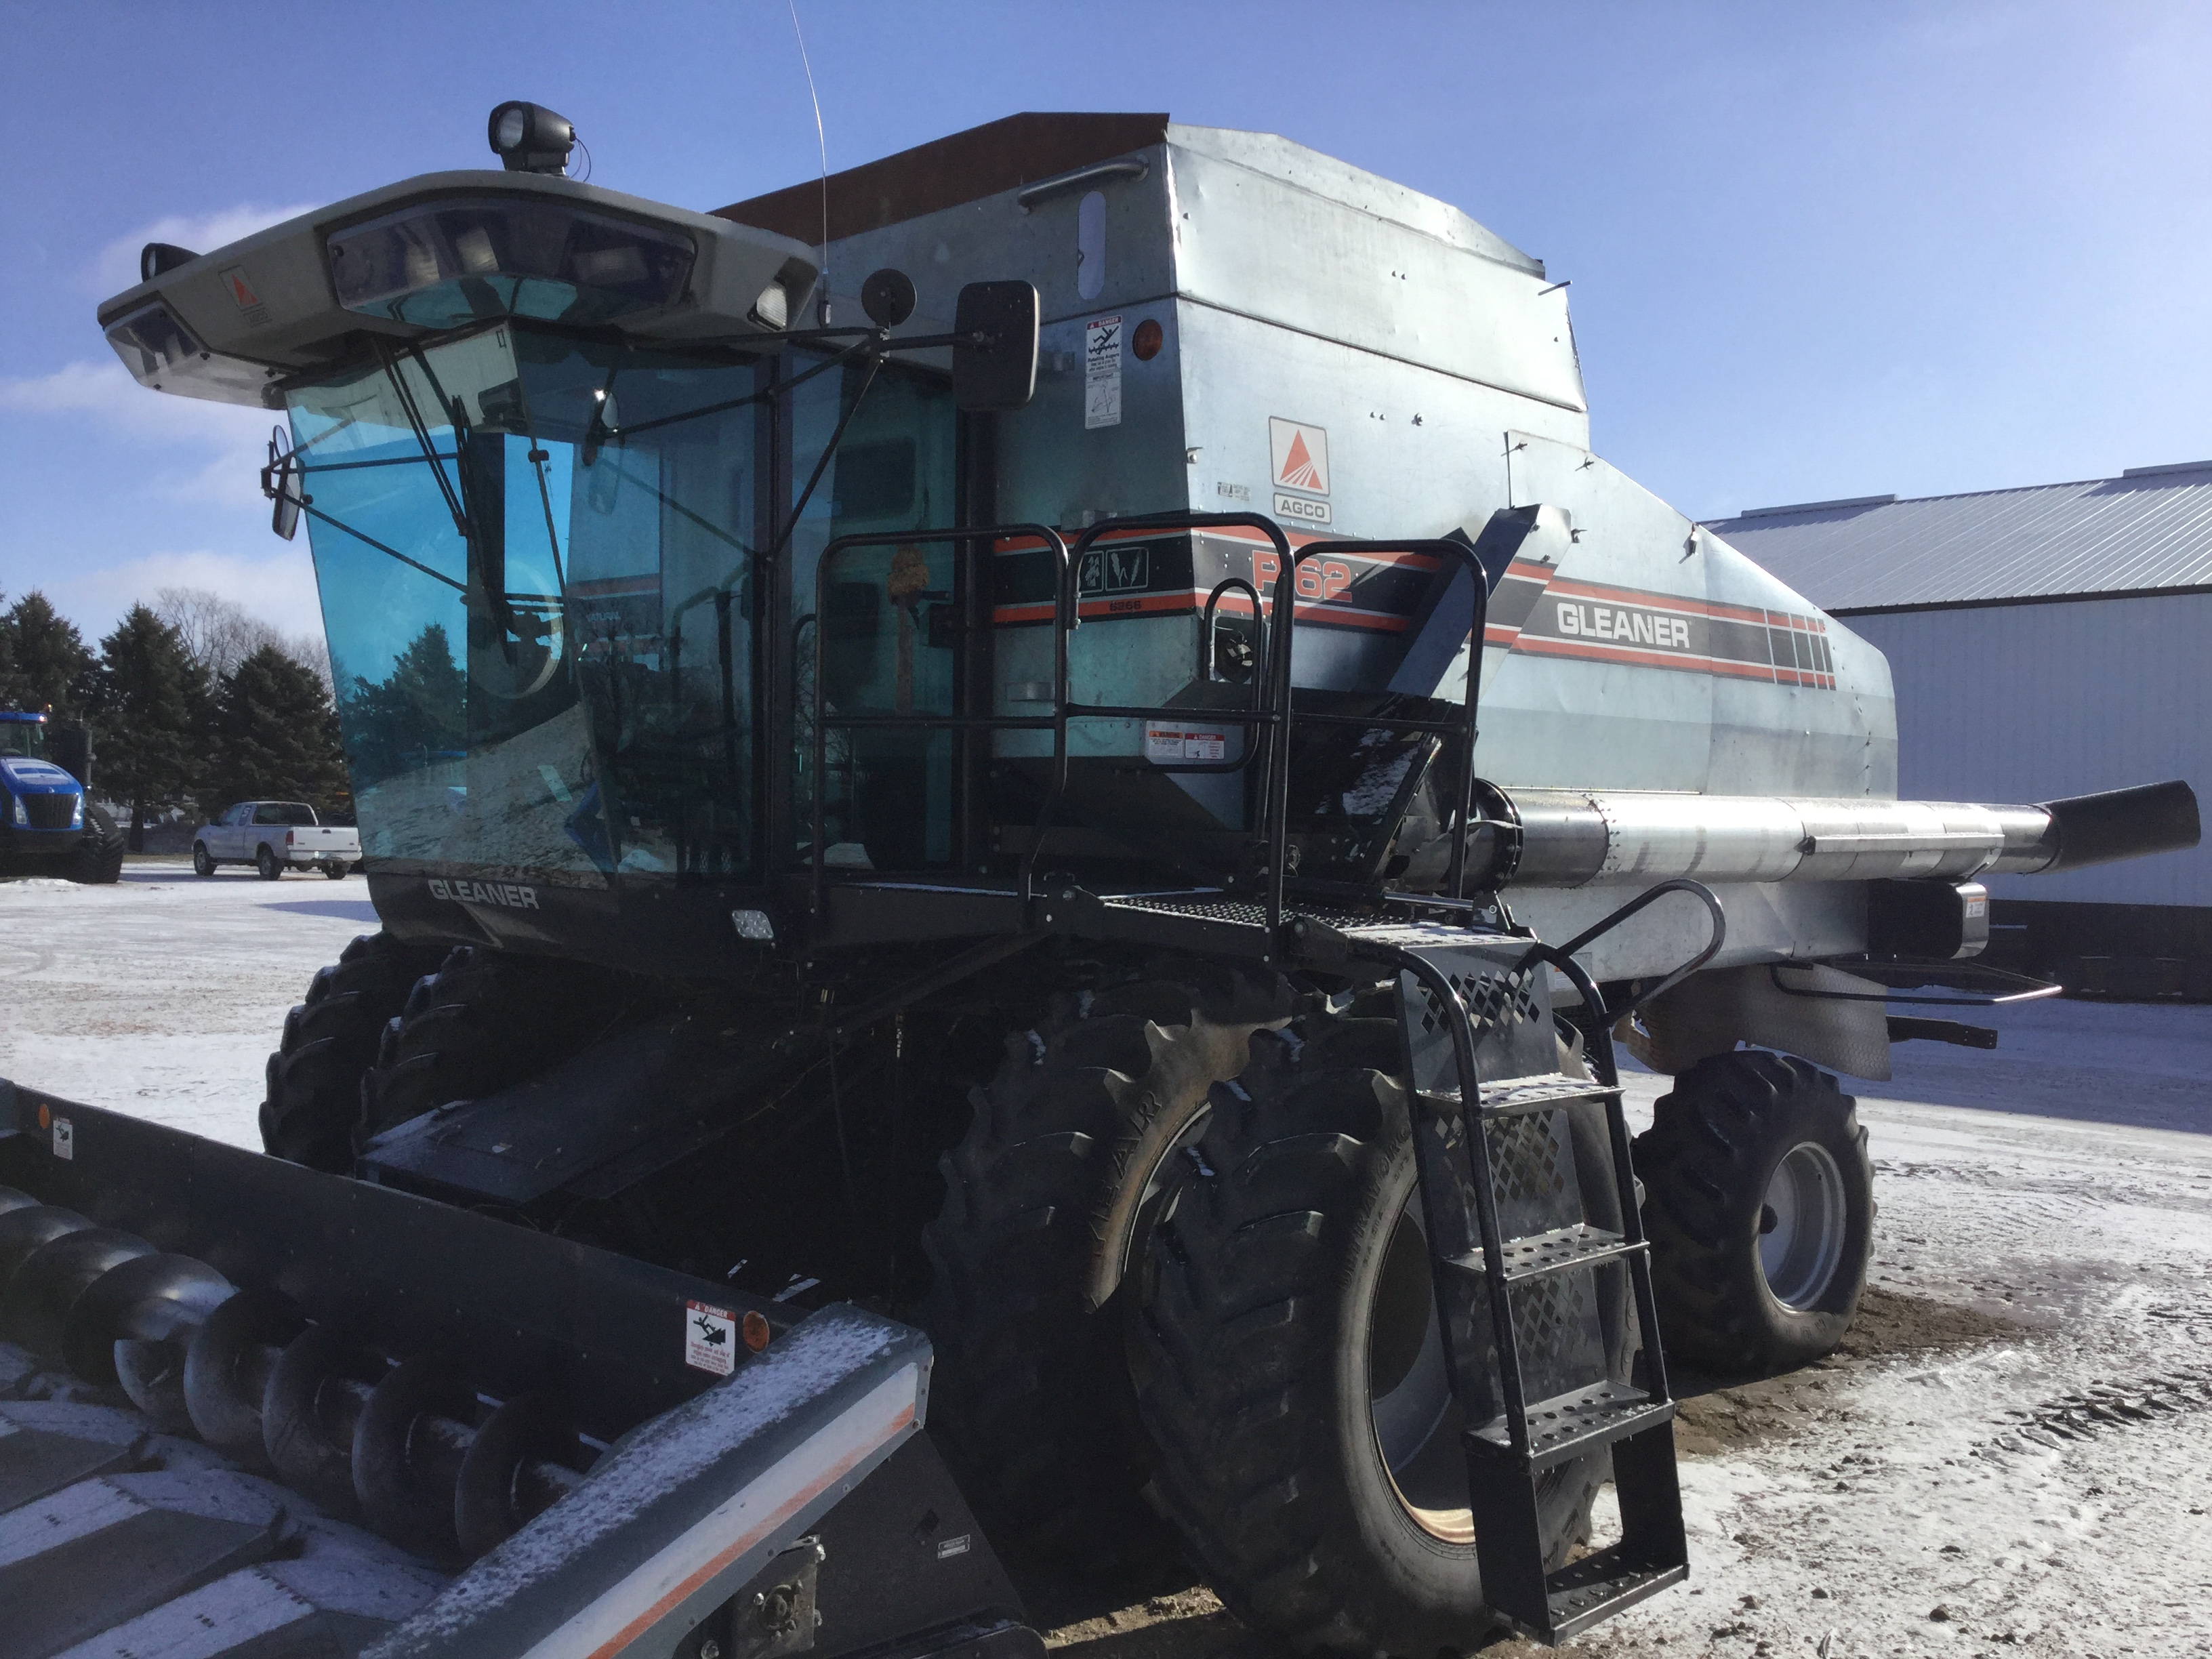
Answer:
[{"left": 1702, "top": 462, "right": 2212, "bottom": 611}]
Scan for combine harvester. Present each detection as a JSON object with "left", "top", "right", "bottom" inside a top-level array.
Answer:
[{"left": 1, "top": 108, "right": 2194, "bottom": 1656}]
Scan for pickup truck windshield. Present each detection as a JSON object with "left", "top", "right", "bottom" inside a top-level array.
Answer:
[
  {"left": 253, "top": 803, "right": 319, "bottom": 826},
  {"left": 288, "top": 322, "right": 953, "bottom": 889}
]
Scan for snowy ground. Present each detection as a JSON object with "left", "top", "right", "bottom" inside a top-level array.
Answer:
[
  {"left": 0, "top": 859, "right": 374, "bottom": 1145},
  {"left": 4, "top": 865, "right": 2209, "bottom": 1658}
]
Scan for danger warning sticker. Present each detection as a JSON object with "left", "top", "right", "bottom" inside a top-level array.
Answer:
[
  {"left": 685, "top": 1300, "right": 737, "bottom": 1376},
  {"left": 1085, "top": 316, "right": 1123, "bottom": 430},
  {"left": 51, "top": 1118, "right": 73, "bottom": 1161},
  {"left": 1145, "top": 727, "right": 1227, "bottom": 763}
]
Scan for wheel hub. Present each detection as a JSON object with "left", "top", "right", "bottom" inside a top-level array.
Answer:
[{"left": 1757, "top": 1141, "right": 1847, "bottom": 1310}]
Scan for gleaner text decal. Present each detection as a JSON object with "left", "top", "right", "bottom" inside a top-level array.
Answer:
[
  {"left": 1486, "top": 562, "right": 1837, "bottom": 689},
  {"left": 428, "top": 878, "right": 542, "bottom": 909}
]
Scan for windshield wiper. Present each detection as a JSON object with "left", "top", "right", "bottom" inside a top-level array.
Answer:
[{"left": 375, "top": 341, "right": 472, "bottom": 544}]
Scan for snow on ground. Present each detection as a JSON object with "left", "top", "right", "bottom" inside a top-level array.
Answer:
[
  {"left": 4, "top": 866, "right": 2209, "bottom": 1657},
  {"left": 0, "top": 859, "right": 373, "bottom": 1145}
]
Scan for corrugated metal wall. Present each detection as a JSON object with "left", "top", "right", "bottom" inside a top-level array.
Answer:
[{"left": 1847, "top": 594, "right": 2212, "bottom": 906}]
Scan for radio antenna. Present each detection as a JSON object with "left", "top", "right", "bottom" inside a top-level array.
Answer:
[{"left": 787, "top": 0, "right": 832, "bottom": 325}]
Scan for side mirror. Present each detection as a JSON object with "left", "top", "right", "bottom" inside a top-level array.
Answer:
[
  {"left": 262, "top": 426, "right": 306, "bottom": 541},
  {"left": 951, "top": 281, "right": 1039, "bottom": 413}
]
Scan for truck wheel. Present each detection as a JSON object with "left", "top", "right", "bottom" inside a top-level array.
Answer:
[
  {"left": 262, "top": 932, "right": 444, "bottom": 1170},
  {"left": 67, "top": 806, "right": 125, "bottom": 884},
  {"left": 322, "top": 863, "right": 346, "bottom": 880},
  {"left": 255, "top": 845, "right": 283, "bottom": 880},
  {"left": 917, "top": 963, "right": 1293, "bottom": 1580},
  {"left": 358, "top": 947, "right": 609, "bottom": 1143},
  {"left": 1127, "top": 1012, "right": 1628, "bottom": 1654},
  {"left": 1631, "top": 1049, "right": 1874, "bottom": 1375},
  {"left": 192, "top": 842, "right": 216, "bottom": 877}
]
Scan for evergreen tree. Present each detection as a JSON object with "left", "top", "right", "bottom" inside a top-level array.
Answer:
[
  {"left": 92, "top": 605, "right": 207, "bottom": 851},
  {"left": 342, "top": 623, "right": 466, "bottom": 786},
  {"left": 211, "top": 644, "right": 350, "bottom": 814},
  {"left": 0, "top": 592, "right": 18, "bottom": 710},
  {"left": 1, "top": 592, "right": 96, "bottom": 718}
]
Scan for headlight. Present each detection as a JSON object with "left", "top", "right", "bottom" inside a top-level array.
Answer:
[
  {"left": 327, "top": 197, "right": 694, "bottom": 329},
  {"left": 70, "top": 795, "right": 83, "bottom": 830},
  {"left": 8, "top": 795, "right": 24, "bottom": 827}
]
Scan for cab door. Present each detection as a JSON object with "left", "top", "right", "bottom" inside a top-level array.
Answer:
[{"left": 217, "top": 804, "right": 252, "bottom": 858}]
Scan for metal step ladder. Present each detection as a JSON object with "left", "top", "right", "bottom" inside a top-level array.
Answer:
[{"left": 1342, "top": 881, "right": 1724, "bottom": 1644}]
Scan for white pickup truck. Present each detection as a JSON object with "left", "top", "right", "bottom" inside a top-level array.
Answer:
[{"left": 192, "top": 800, "right": 360, "bottom": 880}]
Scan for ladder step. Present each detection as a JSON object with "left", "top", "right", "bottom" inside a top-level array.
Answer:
[
  {"left": 1441, "top": 1223, "right": 1647, "bottom": 1286},
  {"left": 1414, "top": 1073, "right": 1622, "bottom": 1120},
  {"left": 1466, "top": 1378, "right": 1675, "bottom": 1471},
  {"left": 1540, "top": 1550, "right": 1691, "bottom": 1643}
]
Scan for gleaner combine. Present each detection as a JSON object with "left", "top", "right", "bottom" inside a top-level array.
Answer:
[{"left": 2, "top": 108, "right": 2195, "bottom": 1658}]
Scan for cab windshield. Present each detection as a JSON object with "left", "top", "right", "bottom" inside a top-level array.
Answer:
[
  {"left": 0, "top": 720, "right": 45, "bottom": 760},
  {"left": 287, "top": 322, "right": 953, "bottom": 888}
]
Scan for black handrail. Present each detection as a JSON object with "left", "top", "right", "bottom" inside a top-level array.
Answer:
[
  {"left": 808, "top": 523, "right": 1070, "bottom": 918},
  {"left": 1260, "top": 537, "right": 1492, "bottom": 937},
  {"left": 1057, "top": 514, "right": 1295, "bottom": 780}
]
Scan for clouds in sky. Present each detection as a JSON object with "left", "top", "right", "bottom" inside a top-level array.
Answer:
[
  {"left": 86, "top": 202, "right": 318, "bottom": 298},
  {"left": 0, "top": 201, "right": 321, "bottom": 644}
]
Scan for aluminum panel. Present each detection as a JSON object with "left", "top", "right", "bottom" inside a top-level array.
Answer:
[
  {"left": 1847, "top": 594, "right": 2212, "bottom": 906},
  {"left": 1706, "top": 467, "right": 2212, "bottom": 609}
]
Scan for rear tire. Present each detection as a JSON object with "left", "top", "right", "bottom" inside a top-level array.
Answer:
[
  {"left": 192, "top": 842, "right": 216, "bottom": 877},
  {"left": 1632, "top": 1049, "right": 1874, "bottom": 1375},
  {"left": 255, "top": 845, "right": 282, "bottom": 880},
  {"left": 322, "top": 863, "right": 346, "bottom": 880},
  {"left": 262, "top": 932, "right": 444, "bottom": 1170},
  {"left": 916, "top": 962, "right": 1294, "bottom": 1582},
  {"left": 1128, "top": 1012, "right": 1628, "bottom": 1656},
  {"left": 358, "top": 947, "right": 613, "bottom": 1143}
]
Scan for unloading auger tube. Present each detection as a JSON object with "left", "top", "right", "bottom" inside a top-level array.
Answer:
[{"left": 1477, "top": 778, "right": 2201, "bottom": 888}]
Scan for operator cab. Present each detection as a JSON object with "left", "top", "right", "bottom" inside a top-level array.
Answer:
[
  {"left": 0, "top": 712, "right": 47, "bottom": 760},
  {"left": 96, "top": 105, "right": 1039, "bottom": 971}
]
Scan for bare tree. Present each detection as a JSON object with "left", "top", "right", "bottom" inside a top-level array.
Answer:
[{"left": 155, "top": 588, "right": 329, "bottom": 691}]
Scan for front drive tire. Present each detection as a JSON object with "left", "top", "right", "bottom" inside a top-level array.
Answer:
[
  {"left": 255, "top": 845, "right": 283, "bottom": 880},
  {"left": 916, "top": 964, "right": 1293, "bottom": 1582},
  {"left": 262, "top": 931, "right": 443, "bottom": 1170},
  {"left": 192, "top": 842, "right": 216, "bottom": 877},
  {"left": 1631, "top": 1049, "right": 1875, "bottom": 1375},
  {"left": 358, "top": 947, "right": 613, "bottom": 1143},
  {"left": 1128, "top": 1014, "right": 1629, "bottom": 1656}
]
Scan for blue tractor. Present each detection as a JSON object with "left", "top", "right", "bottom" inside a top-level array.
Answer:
[{"left": 0, "top": 710, "right": 125, "bottom": 883}]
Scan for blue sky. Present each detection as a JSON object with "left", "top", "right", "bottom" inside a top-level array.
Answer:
[{"left": 2, "top": 0, "right": 2207, "bottom": 644}]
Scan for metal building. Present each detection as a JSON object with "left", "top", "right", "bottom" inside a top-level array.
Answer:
[{"left": 1705, "top": 462, "right": 2212, "bottom": 996}]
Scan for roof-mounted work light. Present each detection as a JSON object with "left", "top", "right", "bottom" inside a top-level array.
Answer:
[{"left": 487, "top": 102, "right": 577, "bottom": 175}]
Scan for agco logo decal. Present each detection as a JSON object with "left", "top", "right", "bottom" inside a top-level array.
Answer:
[{"left": 428, "top": 878, "right": 541, "bottom": 910}]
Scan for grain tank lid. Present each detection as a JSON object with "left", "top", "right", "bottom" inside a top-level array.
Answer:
[
  {"left": 1166, "top": 124, "right": 1545, "bottom": 276},
  {"left": 716, "top": 111, "right": 1547, "bottom": 278},
  {"left": 715, "top": 111, "right": 1171, "bottom": 241}
]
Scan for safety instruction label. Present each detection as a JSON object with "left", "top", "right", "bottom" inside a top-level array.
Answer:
[
  {"left": 685, "top": 1300, "right": 737, "bottom": 1376},
  {"left": 51, "top": 1118, "right": 73, "bottom": 1161},
  {"left": 1085, "top": 316, "right": 1123, "bottom": 430},
  {"left": 1145, "top": 727, "right": 1227, "bottom": 763}
]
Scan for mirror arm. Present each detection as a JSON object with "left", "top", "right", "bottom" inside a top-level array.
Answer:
[{"left": 764, "top": 351, "right": 886, "bottom": 561}]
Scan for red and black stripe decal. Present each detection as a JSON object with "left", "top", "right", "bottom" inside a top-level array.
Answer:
[{"left": 987, "top": 529, "right": 1835, "bottom": 689}]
